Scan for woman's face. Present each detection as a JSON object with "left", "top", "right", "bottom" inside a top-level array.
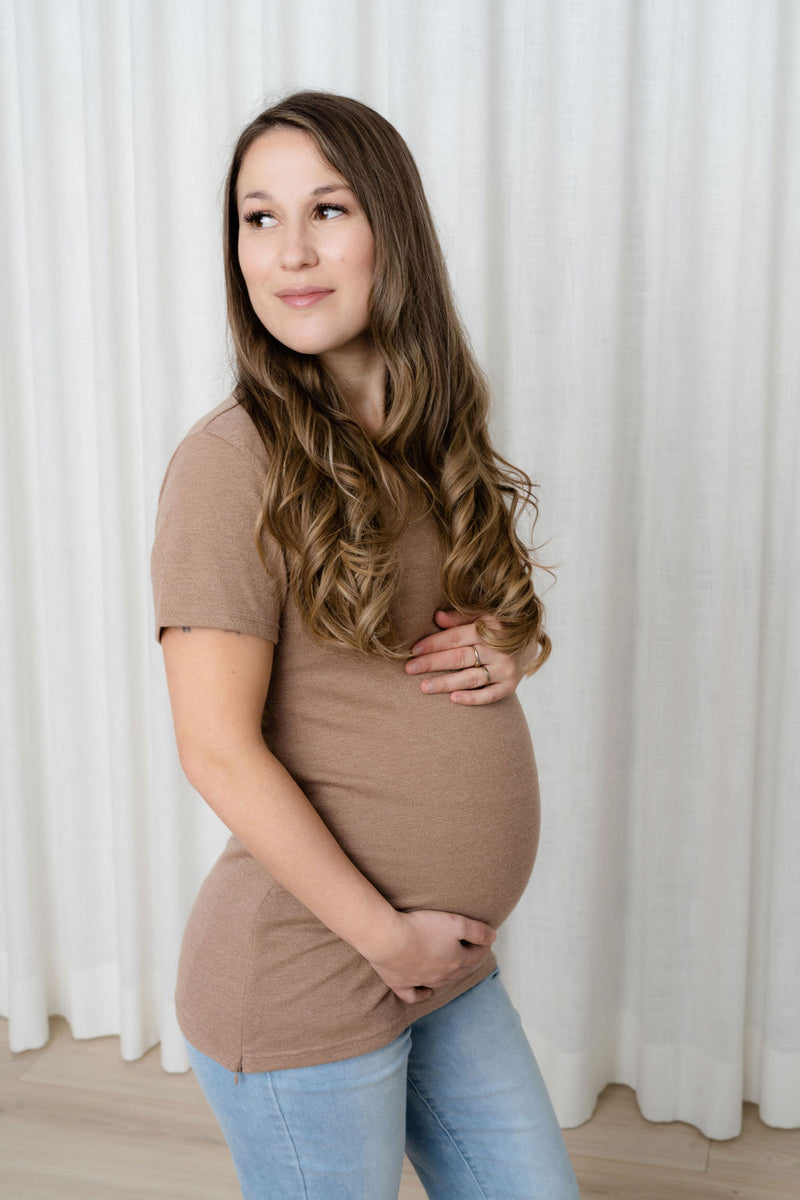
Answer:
[{"left": 235, "top": 127, "right": 376, "bottom": 364}]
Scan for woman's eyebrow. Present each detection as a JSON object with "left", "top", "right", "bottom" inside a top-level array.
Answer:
[{"left": 242, "top": 184, "right": 354, "bottom": 202}]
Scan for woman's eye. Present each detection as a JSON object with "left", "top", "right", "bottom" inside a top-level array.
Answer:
[
  {"left": 242, "top": 203, "right": 347, "bottom": 229},
  {"left": 315, "top": 203, "right": 347, "bottom": 219},
  {"left": 243, "top": 210, "right": 276, "bottom": 229}
]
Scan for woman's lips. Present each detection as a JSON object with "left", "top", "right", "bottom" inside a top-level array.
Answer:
[{"left": 277, "top": 290, "right": 333, "bottom": 308}]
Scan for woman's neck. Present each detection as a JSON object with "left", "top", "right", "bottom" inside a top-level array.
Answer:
[{"left": 320, "top": 344, "right": 387, "bottom": 436}]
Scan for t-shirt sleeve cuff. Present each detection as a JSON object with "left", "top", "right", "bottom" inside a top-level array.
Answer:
[{"left": 154, "top": 611, "right": 281, "bottom": 644}]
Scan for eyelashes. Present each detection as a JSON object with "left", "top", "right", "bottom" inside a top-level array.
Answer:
[{"left": 242, "top": 202, "right": 348, "bottom": 229}]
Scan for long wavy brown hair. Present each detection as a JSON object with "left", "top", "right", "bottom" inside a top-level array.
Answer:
[{"left": 223, "top": 90, "right": 554, "bottom": 672}]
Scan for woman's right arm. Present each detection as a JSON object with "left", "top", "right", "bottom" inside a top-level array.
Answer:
[{"left": 161, "top": 625, "right": 496, "bottom": 1004}]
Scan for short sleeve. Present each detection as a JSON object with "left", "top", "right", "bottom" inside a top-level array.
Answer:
[{"left": 150, "top": 429, "right": 288, "bottom": 644}]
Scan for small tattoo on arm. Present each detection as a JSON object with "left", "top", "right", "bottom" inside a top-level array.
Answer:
[{"left": 178, "top": 626, "right": 241, "bottom": 635}]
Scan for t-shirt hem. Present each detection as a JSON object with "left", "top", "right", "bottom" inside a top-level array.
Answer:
[
  {"left": 155, "top": 611, "right": 280, "bottom": 644},
  {"left": 177, "top": 953, "right": 498, "bottom": 1074}
]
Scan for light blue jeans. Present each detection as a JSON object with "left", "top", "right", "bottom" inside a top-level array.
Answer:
[{"left": 183, "top": 965, "right": 580, "bottom": 1199}]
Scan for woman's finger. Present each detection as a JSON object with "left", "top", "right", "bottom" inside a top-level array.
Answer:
[
  {"left": 409, "top": 624, "right": 477, "bottom": 659},
  {"left": 418, "top": 666, "right": 508, "bottom": 695},
  {"left": 406, "top": 643, "right": 487, "bottom": 676},
  {"left": 410, "top": 609, "right": 505, "bottom": 659},
  {"left": 450, "top": 682, "right": 507, "bottom": 705},
  {"left": 432, "top": 608, "right": 474, "bottom": 629},
  {"left": 393, "top": 985, "right": 433, "bottom": 1003}
]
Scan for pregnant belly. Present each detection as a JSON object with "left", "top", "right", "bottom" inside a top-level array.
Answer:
[{"left": 277, "top": 690, "right": 541, "bottom": 931}]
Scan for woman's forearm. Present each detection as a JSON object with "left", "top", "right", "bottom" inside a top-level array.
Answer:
[{"left": 182, "top": 741, "right": 402, "bottom": 962}]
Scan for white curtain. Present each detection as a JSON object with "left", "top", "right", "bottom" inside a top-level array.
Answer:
[{"left": 1, "top": 0, "right": 797, "bottom": 1141}]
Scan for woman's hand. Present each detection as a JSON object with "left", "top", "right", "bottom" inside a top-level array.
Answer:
[
  {"left": 404, "top": 609, "right": 540, "bottom": 705},
  {"left": 365, "top": 909, "right": 498, "bottom": 1004}
]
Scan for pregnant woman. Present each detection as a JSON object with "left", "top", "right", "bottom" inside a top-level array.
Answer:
[{"left": 151, "top": 90, "right": 580, "bottom": 1200}]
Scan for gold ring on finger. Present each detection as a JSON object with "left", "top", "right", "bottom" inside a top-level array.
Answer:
[
  {"left": 480, "top": 664, "right": 491, "bottom": 686},
  {"left": 472, "top": 644, "right": 482, "bottom": 667}
]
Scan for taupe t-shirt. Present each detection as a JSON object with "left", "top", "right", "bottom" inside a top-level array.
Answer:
[{"left": 151, "top": 397, "right": 540, "bottom": 1073}]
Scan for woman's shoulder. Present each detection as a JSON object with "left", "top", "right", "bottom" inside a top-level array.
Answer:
[
  {"left": 179, "top": 394, "right": 267, "bottom": 469},
  {"left": 155, "top": 395, "right": 269, "bottom": 514}
]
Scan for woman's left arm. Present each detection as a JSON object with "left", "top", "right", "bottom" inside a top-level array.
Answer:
[{"left": 405, "top": 609, "right": 541, "bottom": 705}]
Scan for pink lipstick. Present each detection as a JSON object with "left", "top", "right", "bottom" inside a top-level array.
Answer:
[{"left": 276, "top": 288, "right": 334, "bottom": 308}]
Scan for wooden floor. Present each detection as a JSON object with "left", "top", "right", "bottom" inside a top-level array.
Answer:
[{"left": 1, "top": 1014, "right": 797, "bottom": 1198}]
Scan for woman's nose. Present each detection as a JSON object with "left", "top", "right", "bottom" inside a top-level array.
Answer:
[{"left": 278, "top": 221, "right": 319, "bottom": 270}]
